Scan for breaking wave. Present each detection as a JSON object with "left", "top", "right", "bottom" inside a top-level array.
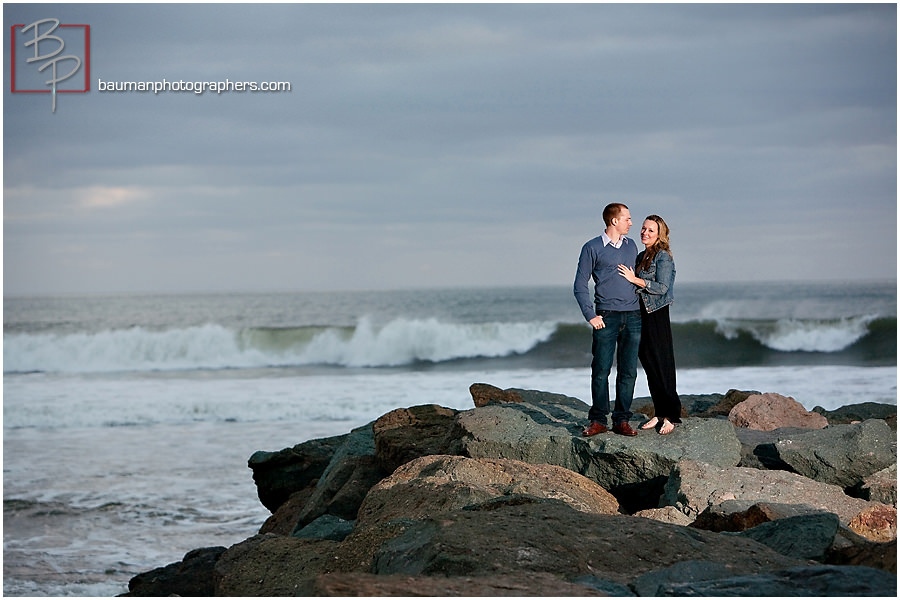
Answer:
[
  {"left": 3, "top": 317, "right": 559, "bottom": 374},
  {"left": 3, "top": 315, "right": 894, "bottom": 374},
  {"left": 712, "top": 315, "right": 877, "bottom": 352}
]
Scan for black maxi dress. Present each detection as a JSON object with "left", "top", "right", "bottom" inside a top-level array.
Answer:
[{"left": 637, "top": 259, "right": 682, "bottom": 423}]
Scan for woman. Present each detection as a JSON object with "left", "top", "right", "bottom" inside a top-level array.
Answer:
[{"left": 617, "top": 215, "right": 682, "bottom": 435}]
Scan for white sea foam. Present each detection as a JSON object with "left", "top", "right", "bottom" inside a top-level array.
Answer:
[
  {"left": 714, "top": 316, "right": 876, "bottom": 352},
  {"left": 299, "top": 317, "right": 556, "bottom": 367},
  {"left": 3, "top": 324, "right": 257, "bottom": 373},
  {"left": 3, "top": 317, "right": 559, "bottom": 374},
  {"left": 4, "top": 364, "right": 895, "bottom": 431}
]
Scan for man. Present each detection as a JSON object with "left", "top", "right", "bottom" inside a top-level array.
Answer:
[{"left": 573, "top": 203, "right": 641, "bottom": 437}]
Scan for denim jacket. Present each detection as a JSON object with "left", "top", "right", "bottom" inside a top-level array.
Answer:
[{"left": 636, "top": 249, "right": 675, "bottom": 313}]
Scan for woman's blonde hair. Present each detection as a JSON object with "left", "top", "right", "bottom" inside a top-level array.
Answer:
[{"left": 638, "top": 214, "right": 672, "bottom": 272}]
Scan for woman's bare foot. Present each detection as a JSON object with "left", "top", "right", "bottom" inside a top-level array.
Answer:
[
  {"left": 640, "top": 417, "right": 659, "bottom": 430},
  {"left": 659, "top": 419, "right": 675, "bottom": 435}
]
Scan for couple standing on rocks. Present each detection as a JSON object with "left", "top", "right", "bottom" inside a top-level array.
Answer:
[{"left": 574, "top": 203, "right": 681, "bottom": 437}]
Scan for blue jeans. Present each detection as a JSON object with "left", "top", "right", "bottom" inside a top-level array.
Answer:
[{"left": 589, "top": 309, "right": 641, "bottom": 425}]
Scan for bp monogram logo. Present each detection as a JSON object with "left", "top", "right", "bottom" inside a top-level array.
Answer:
[{"left": 11, "top": 18, "right": 91, "bottom": 112}]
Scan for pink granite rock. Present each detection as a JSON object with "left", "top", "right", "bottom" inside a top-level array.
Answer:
[{"left": 728, "top": 393, "right": 828, "bottom": 431}]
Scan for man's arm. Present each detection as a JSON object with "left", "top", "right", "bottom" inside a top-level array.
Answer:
[{"left": 574, "top": 243, "right": 602, "bottom": 325}]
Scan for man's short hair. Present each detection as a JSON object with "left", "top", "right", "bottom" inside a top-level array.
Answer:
[{"left": 603, "top": 203, "right": 629, "bottom": 227}]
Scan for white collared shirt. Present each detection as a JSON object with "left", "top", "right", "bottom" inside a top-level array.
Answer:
[{"left": 601, "top": 232, "right": 624, "bottom": 249}]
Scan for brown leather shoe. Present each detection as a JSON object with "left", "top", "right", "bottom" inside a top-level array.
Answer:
[
  {"left": 582, "top": 422, "right": 608, "bottom": 436},
  {"left": 612, "top": 421, "right": 638, "bottom": 437}
]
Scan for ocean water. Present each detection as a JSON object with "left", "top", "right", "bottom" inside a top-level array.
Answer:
[{"left": 3, "top": 282, "right": 897, "bottom": 596}]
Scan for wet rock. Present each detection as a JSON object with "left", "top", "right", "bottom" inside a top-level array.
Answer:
[{"left": 728, "top": 392, "right": 828, "bottom": 431}]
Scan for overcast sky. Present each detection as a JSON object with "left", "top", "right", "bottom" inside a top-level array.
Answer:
[{"left": 4, "top": 2, "right": 897, "bottom": 296}]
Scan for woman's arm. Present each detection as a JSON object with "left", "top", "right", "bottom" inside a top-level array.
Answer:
[{"left": 642, "top": 251, "right": 674, "bottom": 296}]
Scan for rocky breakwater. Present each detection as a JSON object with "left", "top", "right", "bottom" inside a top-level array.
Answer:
[{"left": 123, "top": 386, "right": 897, "bottom": 596}]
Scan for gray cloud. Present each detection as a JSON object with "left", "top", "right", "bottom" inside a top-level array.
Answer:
[{"left": 4, "top": 3, "right": 896, "bottom": 295}]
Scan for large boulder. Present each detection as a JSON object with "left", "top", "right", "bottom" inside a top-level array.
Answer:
[
  {"left": 247, "top": 433, "right": 347, "bottom": 512},
  {"left": 770, "top": 419, "right": 897, "bottom": 490},
  {"left": 661, "top": 460, "right": 875, "bottom": 523},
  {"left": 356, "top": 455, "right": 619, "bottom": 527},
  {"left": 372, "top": 404, "right": 459, "bottom": 473},
  {"left": 452, "top": 394, "right": 741, "bottom": 511},
  {"left": 577, "top": 418, "right": 741, "bottom": 511},
  {"left": 452, "top": 394, "right": 588, "bottom": 470},
  {"left": 728, "top": 392, "right": 828, "bottom": 431},
  {"left": 370, "top": 497, "right": 806, "bottom": 584}
]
